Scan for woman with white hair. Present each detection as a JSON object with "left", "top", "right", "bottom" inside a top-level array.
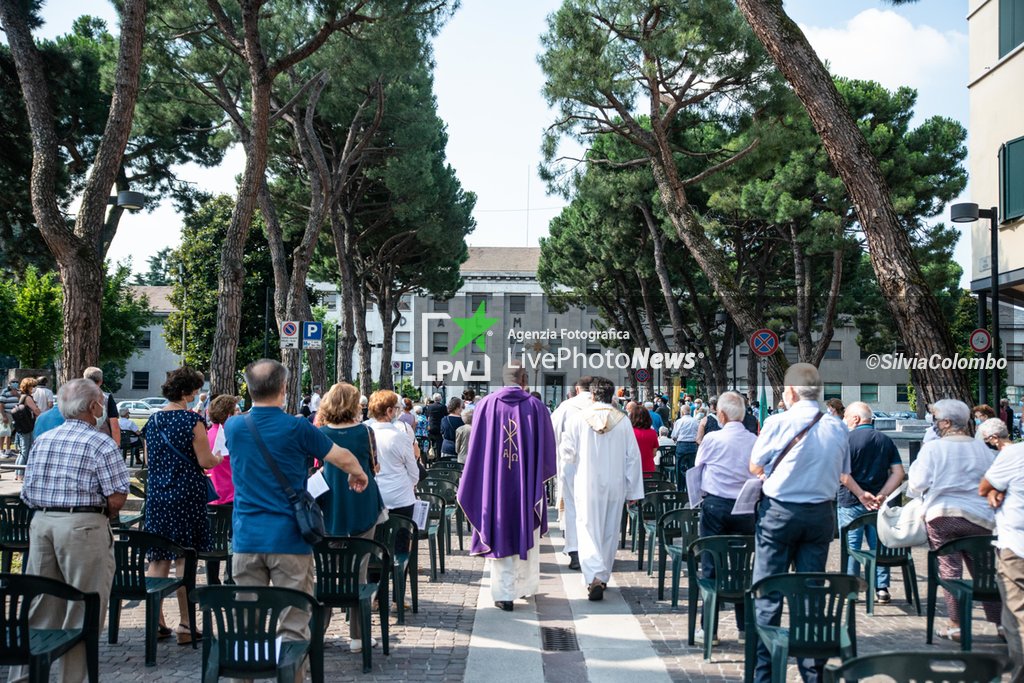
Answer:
[
  {"left": 979, "top": 417, "right": 1013, "bottom": 452},
  {"left": 908, "top": 399, "right": 1001, "bottom": 641}
]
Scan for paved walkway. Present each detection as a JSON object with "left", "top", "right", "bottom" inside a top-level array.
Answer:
[{"left": 0, "top": 503, "right": 1013, "bottom": 681}]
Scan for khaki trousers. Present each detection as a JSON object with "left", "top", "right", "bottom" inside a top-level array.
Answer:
[
  {"left": 8, "top": 511, "right": 114, "bottom": 683},
  {"left": 229, "top": 552, "right": 315, "bottom": 683},
  {"left": 999, "top": 548, "right": 1024, "bottom": 683}
]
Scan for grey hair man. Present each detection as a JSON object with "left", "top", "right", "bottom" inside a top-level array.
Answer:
[
  {"left": 749, "top": 363, "right": 852, "bottom": 683},
  {"left": 83, "top": 366, "right": 120, "bottom": 445},
  {"left": 692, "top": 391, "right": 759, "bottom": 644},
  {"left": 838, "top": 401, "right": 905, "bottom": 605},
  {"left": 225, "top": 359, "right": 367, "bottom": 681},
  {"left": 15, "top": 379, "right": 130, "bottom": 683}
]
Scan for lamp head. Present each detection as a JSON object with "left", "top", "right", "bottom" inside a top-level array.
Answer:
[
  {"left": 115, "top": 190, "right": 146, "bottom": 211},
  {"left": 950, "top": 202, "right": 980, "bottom": 223}
]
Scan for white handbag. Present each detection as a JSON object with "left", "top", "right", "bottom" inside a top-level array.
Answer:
[{"left": 876, "top": 483, "right": 928, "bottom": 548}]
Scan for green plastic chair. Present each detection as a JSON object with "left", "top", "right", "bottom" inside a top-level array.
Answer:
[
  {"left": 312, "top": 537, "right": 390, "bottom": 673},
  {"left": 193, "top": 585, "right": 324, "bottom": 683},
  {"left": 428, "top": 460, "right": 463, "bottom": 472},
  {"left": 639, "top": 490, "right": 689, "bottom": 574},
  {"left": 839, "top": 511, "right": 920, "bottom": 615},
  {"left": 825, "top": 650, "right": 1008, "bottom": 682},
  {"left": 926, "top": 534, "right": 999, "bottom": 652},
  {"left": 658, "top": 507, "right": 701, "bottom": 604},
  {"left": 0, "top": 573, "right": 101, "bottom": 682},
  {"left": 424, "top": 469, "right": 461, "bottom": 486},
  {"left": 743, "top": 573, "right": 859, "bottom": 683},
  {"left": 658, "top": 446, "right": 676, "bottom": 479},
  {"left": 0, "top": 500, "right": 32, "bottom": 574},
  {"left": 108, "top": 529, "right": 198, "bottom": 667},
  {"left": 118, "top": 470, "right": 148, "bottom": 529},
  {"left": 418, "top": 478, "right": 463, "bottom": 553},
  {"left": 687, "top": 535, "right": 755, "bottom": 661},
  {"left": 622, "top": 479, "right": 675, "bottom": 551},
  {"left": 199, "top": 504, "right": 234, "bottom": 586},
  {"left": 415, "top": 491, "right": 446, "bottom": 580},
  {"left": 374, "top": 514, "right": 419, "bottom": 624}
]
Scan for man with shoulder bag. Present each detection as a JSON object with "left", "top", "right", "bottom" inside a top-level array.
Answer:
[
  {"left": 225, "top": 359, "right": 368, "bottom": 683},
  {"left": 748, "top": 364, "right": 853, "bottom": 683}
]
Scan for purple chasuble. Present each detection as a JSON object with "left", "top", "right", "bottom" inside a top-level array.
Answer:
[{"left": 456, "top": 386, "right": 557, "bottom": 560}]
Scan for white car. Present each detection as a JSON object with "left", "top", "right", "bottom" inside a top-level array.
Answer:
[
  {"left": 141, "top": 397, "right": 169, "bottom": 408},
  {"left": 117, "top": 400, "right": 157, "bottom": 419}
]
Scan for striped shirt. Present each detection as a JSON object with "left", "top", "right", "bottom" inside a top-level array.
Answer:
[{"left": 21, "top": 419, "right": 130, "bottom": 509}]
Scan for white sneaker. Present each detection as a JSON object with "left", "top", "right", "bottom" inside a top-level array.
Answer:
[
  {"left": 349, "top": 637, "right": 378, "bottom": 653},
  {"left": 694, "top": 628, "right": 719, "bottom": 646}
]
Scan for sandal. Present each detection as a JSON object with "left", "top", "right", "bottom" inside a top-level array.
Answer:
[
  {"left": 157, "top": 624, "right": 173, "bottom": 640},
  {"left": 176, "top": 624, "right": 202, "bottom": 645},
  {"left": 937, "top": 626, "right": 961, "bottom": 642}
]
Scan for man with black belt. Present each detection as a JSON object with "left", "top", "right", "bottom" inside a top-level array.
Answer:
[
  {"left": 749, "top": 363, "right": 851, "bottom": 683},
  {"left": 693, "top": 391, "right": 759, "bottom": 645},
  {"left": 16, "top": 378, "right": 130, "bottom": 683}
]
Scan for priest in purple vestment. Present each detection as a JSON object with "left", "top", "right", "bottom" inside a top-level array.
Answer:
[{"left": 457, "top": 362, "right": 557, "bottom": 612}]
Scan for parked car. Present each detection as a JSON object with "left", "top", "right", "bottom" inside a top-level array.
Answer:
[
  {"left": 892, "top": 411, "right": 916, "bottom": 420},
  {"left": 117, "top": 400, "right": 157, "bottom": 419},
  {"left": 140, "top": 397, "right": 169, "bottom": 408}
]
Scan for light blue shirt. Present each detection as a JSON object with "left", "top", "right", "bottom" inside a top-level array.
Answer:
[
  {"left": 752, "top": 400, "right": 850, "bottom": 504},
  {"left": 695, "top": 421, "right": 758, "bottom": 498},
  {"left": 671, "top": 415, "right": 699, "bottom": 442}
]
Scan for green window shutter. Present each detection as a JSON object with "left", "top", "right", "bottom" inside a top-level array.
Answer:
[
  {"left": 1002, "top": 136, "right": 1024, "bottom": 222},
  {"left": 1001, "top": 0, "right": 1024, "bottom": 58}
]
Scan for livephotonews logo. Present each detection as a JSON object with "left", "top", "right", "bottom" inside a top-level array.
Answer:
[{"left": 420, "top": 302, "right": 497, "bottom": 383}]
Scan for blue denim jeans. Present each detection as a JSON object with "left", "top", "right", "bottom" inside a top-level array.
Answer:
[
  {"left": 674, "top": 441, "right": 697, "bottom": 491},
  {"left": 836, "top": 503, "right": 890, "bottom": 589},
  {"left": 753, "top": 497, "right": 834, "bottom": 683}
]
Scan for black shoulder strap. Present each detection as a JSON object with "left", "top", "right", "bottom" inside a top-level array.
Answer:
[
  {"left": 767, "top": 412, "right": 824, "bottom": 478},
  {"left": 244, "top": 413, "right": 300, "bottom": 503}
]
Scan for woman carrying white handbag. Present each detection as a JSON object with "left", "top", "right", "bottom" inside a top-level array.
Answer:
[{"left": 906, "top": 399, "right": 1001, "bottom": 642}]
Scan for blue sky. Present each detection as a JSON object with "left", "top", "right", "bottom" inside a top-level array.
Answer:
[{"left": 31, "top": 0, "right": 973, "bottom": 282}]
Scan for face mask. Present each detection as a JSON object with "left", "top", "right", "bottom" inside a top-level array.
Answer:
[{"left": 975, "top": 418, "right": 983, "bottom": 426}]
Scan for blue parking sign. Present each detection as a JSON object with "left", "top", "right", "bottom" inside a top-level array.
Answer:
[{"left": 301, "top": 321, "right": 323, "bottom": 349}]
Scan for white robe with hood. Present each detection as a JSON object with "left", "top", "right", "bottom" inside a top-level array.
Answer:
[{"left": 559, "top": 402, "right": 645, "bottom": 584}]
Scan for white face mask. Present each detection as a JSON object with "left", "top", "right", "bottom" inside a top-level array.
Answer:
[{"left": 93, "top": 401, "right": 106, "bottom": 429}]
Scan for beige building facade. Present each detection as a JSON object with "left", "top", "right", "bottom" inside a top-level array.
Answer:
[{"left": 967, "top": 0, "right": 1024, "bottom": 397}]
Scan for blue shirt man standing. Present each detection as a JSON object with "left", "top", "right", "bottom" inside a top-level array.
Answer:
[
  {"left": 748, "top": 363, "right": 852, "bottom": 683},
  {"left": 837, "top": 401, "right": 904, "bottom": 604},
  {"left": 226, "top": 359, "right": 368, "bottom": 680}
]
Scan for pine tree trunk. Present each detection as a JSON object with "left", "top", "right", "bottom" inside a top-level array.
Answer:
[
  {"left": 59, "top": 253, "right": 105, "bottom": 380},
  {"left": 735, "top": 0, "right": 972, "bottom": 406}
]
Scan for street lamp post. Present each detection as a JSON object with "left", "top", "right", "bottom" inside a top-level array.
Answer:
[{"left": 951, "top": 203, "right": 1000, "bottom": 403}]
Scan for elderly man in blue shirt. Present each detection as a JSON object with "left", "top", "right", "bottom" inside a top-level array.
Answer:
[
  {"left": 693, "top": 391, "right": 759, "bottom": 645},
  {"left": 671, "top": 404, "right": 699, "bottom": 490},
  {"left": 748, "top": 363, "right": 852, "bottom": 683}
]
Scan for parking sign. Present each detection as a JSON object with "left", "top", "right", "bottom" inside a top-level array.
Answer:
[{"left": 302, "top": 321, "right": 323, "bottom": 350}]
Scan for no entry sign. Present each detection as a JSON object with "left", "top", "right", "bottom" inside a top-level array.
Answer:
[{"left": 750, "top": 329, "right": 779, "bottom": 357}]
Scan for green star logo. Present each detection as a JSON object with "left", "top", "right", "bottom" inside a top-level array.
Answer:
[{"left": 451, "top": 302, "right": 498, "bottom": 354}]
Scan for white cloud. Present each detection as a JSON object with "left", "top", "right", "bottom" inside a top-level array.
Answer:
[{"left": 801, "top": 9, "right": 967, "bottom": 94}]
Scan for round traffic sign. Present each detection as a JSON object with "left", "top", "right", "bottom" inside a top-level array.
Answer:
[
  {"left": 750, "top": 328, "right": 780, "bottom": 357},
  {"left": 969, "top": 328, "right": 992, "bottom": 353},
  {"left": 281, "top": 321, "right": 298, "bottom": 337},
  {"left": 634, "top": 368, "right": 651, "bottom": 383}
]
